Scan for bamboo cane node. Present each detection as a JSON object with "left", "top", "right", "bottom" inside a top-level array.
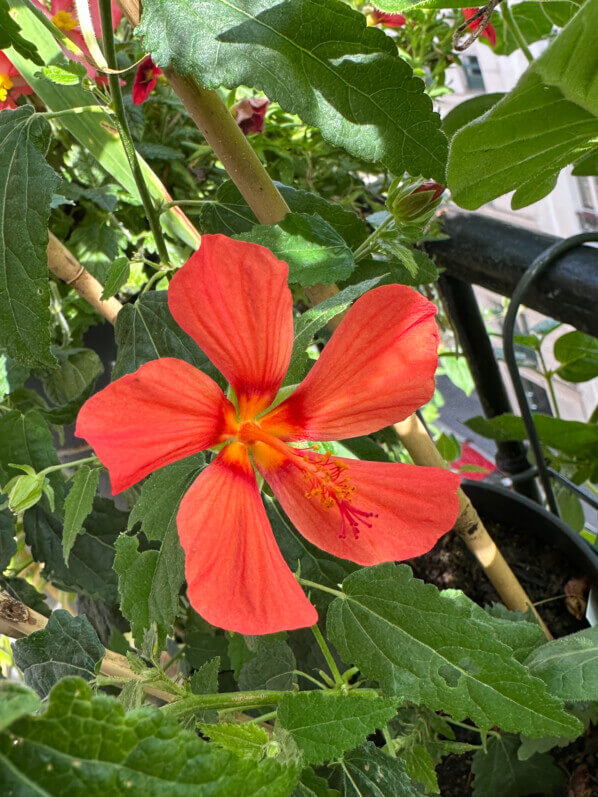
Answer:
[{"left": 65, "top": 265, "right": 85, "bottom": 285}]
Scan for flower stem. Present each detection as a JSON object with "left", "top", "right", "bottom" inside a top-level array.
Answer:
[
  {"left": 311, "top": 624, "right": 343, "bottom": 686},
  {"left": 161, "top": 690, "right": 289, "bottom": 720},
  {"left": 40, "top": 455, "right": 100, "bottom": 476},
  {"left": 98, "top": 0, "right": 170, "bottom": 266},
  {"left": 43, "top": 106, "right": 114, "bottom": 119},
  {"left": 353, "top": 214, "right": 394, "bottom": 261},
  {"left": 297, "top": 577, "right": 344, "bottom": 599},
  {"left": 501, "top": 3, "right": 533, "bottom": 63}
]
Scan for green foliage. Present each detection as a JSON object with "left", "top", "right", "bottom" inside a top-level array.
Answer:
[
  {"left": 238, "top": 638, "right": 296, "bottom": 692},
  {"left": 101, "top": 255, "right": 130, "bottom": 299},
  {"left": 448, "top": 0, "right": 598, "bottom": 208},
  {"left": 492, "top": 2, "right": 554, "bottom": 56},
  {"left": 553, "top": 330, "right": 598, "bottom": 382},
  {"left": 0, "top": 682, "right": 42, "bottom": 730},
  {"left": 278, "top": 692, "right": 398, "bottom": 765},
  {"left": 524, "top": 626, "right": 598, "bottom": 701},
  {"left": 113, "top": 292, "right": 218, "bottom": 381},
  {"left": 12, "top": 610, "right": 105, "bottom": 697},
  {"left": 327, "top": 564, "right": 581, "bottom": 738},
  {"left": 199, "top": 721, "right": 270, "bottom": 760},
  {"left": 0, "top": 410, "right": 62, "bottom": 502},
  {"left": 471, "top": 734, "right": 564, "bottom": 797},
  {"left": 62, "top": 466, "right": 100, "bottom": 563},
  {"left": 0, "top": 677, "right": 301, "bottom": 795},
  {"left": 138, "top": 0, "right": 447, "bottom": 181},
  {"left": 0, "top": 508, "right": 16, "bottom": 571},
  {"left": 442, "top": 93, "right": 505, "bottom": 139},
  {"left": 331, "top": 743, "right": 421, "bottom": 796},
  {"left": 0, "top": 0, "right": 42, "bottom": 63},
  {"left": 0, "top": 107, "right": 58, "bottom": 369}
]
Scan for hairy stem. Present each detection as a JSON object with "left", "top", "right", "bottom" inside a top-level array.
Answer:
[{"left": 161, "top": 690, "right": 289, "bottom": 719}]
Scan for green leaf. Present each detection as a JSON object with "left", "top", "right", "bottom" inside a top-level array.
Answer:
[
  {"left": 401, "top": 743, "right": 439, "bottom": 794},
  {"left": 0, "top": 677, "right": 301, "bottom": 795},
  {"left": 113, "top": 291, "right": 218, "bottom": 381},
  {"left": 284, "top": 277, "right": 382, "bottom": 386},
  {"left": 199, "top": 721, "right": 270, "bottom": 760},
  {"left": 0, "top": 508, "right": 16, "bottom": 571},
  {"left": 199, "top": 181, "right": 368, "bottom": 249},
  {"left": 293, "top": 767, "right": 339, "bottom": 797},
  {"left": 190, "top": 656, "right": 221, "bottom": 723},
  {"left": 62, "top": 466, "right": 100, "bottom": 564},
  {"left": 0, "top": 354, "right": 28, "bottom": 401},
  {"left": 68, "top": 219, "right": 127, "bottom": 283},
  {"left": 442, "top": 93, "right": 505, "bottom": 140},
  {"left": 264, "top": 496, "right": 356, "bottom": 613},
  {"left": 554, "top": 330, "right": 598, "bottom": 382},
  {"left": 235, "top": 213, "right": 355, "bottom": 288},
  {"left": 0, "top": 410, "right": 62, "bottom": 502},
  {"left": 524, "top": 626, "right": 598, "bottom": 701},
  {"left": 482, "top": 605, "right": 545, "bottom": 663},
  {"left": 278, "top": 692, "right": 397, "bottom": 765},
  {"left": 348, "top": 248, "right": 438, "bottom": 289},
  {"left": 138, "top": 0, "right": 447, "bottom": 181},
  {"left": 440, "top": 354, "right": 474, "bottom": 396},
  {"left": 12, "top": 610, "right": 105, "bottom": 697},
  {"left": 332, "top": 742, "right": 421, "bottom": 796},
  {"left": 42, "top": 348, "right": 103, "bottom": 406},
  {"left": 101, "top": 255, "right": 130, "bottom": 299},
  {"left": 40, "top": 63, "right": 87, "bottom": 85},
  {"left": 24, "top": 498, "right": 125, "bottom": 603},
  {"left": 238, "top": 638, "right": 296, "bottom": 692},
  {"left": 0, "top": 0, "right": 42, "bottom": 64},
  {"left": 471, "top": 734, "right": 564, "bottom": 797},
  {"left": 572, "top": 145, "right": 598, "bottom": 175},
  {"left": 0, "top": 106, "right": 58, "bottom": 369},
  {"left": 115, "top": 454, "right": 206, "bottom": 647},
  {"left": 466, "top": 413, "right": 598, "bottom": 457},
  {"left": 448, "top": 0, "right": 598, "bottom": 209},
  {"left": 0, "top": 575, "right": 51, "bottom": 617},
  {"left": 0, "top": 682, "right": 41, "bottom": 731},
  {"left": 327, "top": 564, "right": 582, "bottom": 738},
  {"left": 492, "top": 2, "right": 553, "bottom": 56}
]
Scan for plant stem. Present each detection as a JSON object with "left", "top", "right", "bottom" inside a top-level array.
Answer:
[
  {"left": 43, "top": 106, "right": 113, "bottom": 119},
  {"left": 161, "top": 690, "right": 289, "bottom": 720},
  {"left": 501, "top": 3, "right": 533, "bottom": 63},
  {"left": 242, "top": 710, "right": 277, "bottom": 724},
  {"left": 98, "top": 0, "right": 170, "bottom": 266},
  {"left": 298, "top": 578, "right": 344, "bottom": 599},
  {"left": 383, "top": 726, "right": 396, "bottom": 756},
  {"left": 311, "top": 624, "right": 343, "bottom": 686},
  {"left": 41, "top": 455, "right": 100, "bottom": 476},
  {"left": 353, "top": 215, "right": 394, "bottom": 261},
  {"left": 537, "top": 350, "right": 561, "bottom": 418}
]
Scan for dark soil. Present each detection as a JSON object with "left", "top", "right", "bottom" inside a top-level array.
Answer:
[{"left": 409, "top": 508, "right": 597, "bottom": 797}]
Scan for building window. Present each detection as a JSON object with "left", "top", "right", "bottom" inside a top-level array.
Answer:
[
  {"left": 462, "top": 55, "right": 485, "bottom": 91},
  {"left": 576, "top": 177, "right": 598, "bottom": 231}
]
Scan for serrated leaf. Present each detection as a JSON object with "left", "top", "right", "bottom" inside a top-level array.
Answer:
[
  {"left": 24, "top": 498, "right": 125, "bottom": 603},
  {"left": 115, "top": 454, "right": 205, "bottom": 647},
  {"left": 264, "top": 496, "right": 356, "bottom": 613},
  {"left": 278, "top": 692, "right": 397, "bottom": 765},
  {"left": 0, "top": 106, "right": 58, "bottom": 369},
  {"left": 448, "top": 0, "right": 598, "bottom": 209},
  {"left": 284, "top": 277, "right": 382, "bottom": 386},
  {"left": 190, "top": 656, "right": 221, "bottom": 723},
  {"left": 12, "top": 610, "right": 105, "bottom": 697},
  {"left": 327, "top": 564, "right": 582, "bottom": 738},
  {"left": 239, "top": 638, "right": 296, "bottom": 692},
  {"left": 482, "top": 604, "right": 545, "bottom": 663},
  {"left": 42, "top": 348, "right": 103, "bottom": 406},
  {"left": 199, "top": 721, "right": 269, "bottom": 760},
  {"left": 199, "top": 181, "right": 367, "bottom": 249},
  {"left": 0, "top": 409, "right": 62, "bottom": 503},
  {"left": 40, "top": 63, "right": 86, "bottom": 85},
  {"left": 62, "top": 466, "right": 100, "bottom": 563},
  {"left": 101, "top": 255, "right": 130, "bottom": 299},
  {"left": 401, "top": 743, "right": 439, "bottom": 794},
  {"left": 0, "top": 682, "right": 41, "bottom": 731},
  {"left": 0, "top": 677, "right": 300, "bottom": 795},
  {"left": 113, "top": 291, "right": 218, "bottom": 381},
  {"left": 138, "top": 0, "right": 447, "bottom": 181},
  {"left": 117, "top": 679, "right": 145, "bottom": 712},
  {"left": 332, "top": 742, "right": 421, "bottom": 796},
  {"left": 524, "top": 626, "right": 598, "bottom": 701},
  {"left": 0, "top": 0, "right": 42, "bottom": 64},
  {"left": 471, "top": 734, "right": 564, "bottom": 797},
  {"left": 68, "top": 220, "right": 127, "bottom": 283},
  {"left": 235, "top": 213, "right": 355, "bottom": 288}
]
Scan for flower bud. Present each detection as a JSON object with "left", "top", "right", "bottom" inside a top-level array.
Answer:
[
  {"left": 387, "top": 179, "right": 445, "bottom": 223},
  {"left": 4, "top": 473, "right": 44, "bottom": 514}
]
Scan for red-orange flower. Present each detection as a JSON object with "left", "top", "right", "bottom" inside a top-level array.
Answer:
[
  {"left": 462, "top": 7, "right": 497, "bottom": 47},
  {"left": 0, "top": 52, "right": 33, "bottom": 110},
  {"left": 368, "top": 8, "right": 407, "bottom": 27},
  {"left": 132, "top": 56, "right": 161, "bottom": 104},
  {"left": 76, "top": 235, "right": 460, "bottom": 634}
]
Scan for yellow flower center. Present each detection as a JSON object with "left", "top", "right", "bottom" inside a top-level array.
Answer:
[
  {"left": 51, "top": 9, "right": 78, "bottom": 31},
  {"left": 0, "top": 73, "right": 13, "bottom": 102}
]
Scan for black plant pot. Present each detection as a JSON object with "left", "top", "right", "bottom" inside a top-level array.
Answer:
[{"left": 463, "top": 480, "right": 598, "bottom": 587}]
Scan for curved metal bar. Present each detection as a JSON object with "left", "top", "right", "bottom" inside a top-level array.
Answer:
[
  {"left": 503, "top": 232, "right": 598, "bottom": 517},
  {"left": 547, "top": 468, "right": 598, "bottom": 513}
]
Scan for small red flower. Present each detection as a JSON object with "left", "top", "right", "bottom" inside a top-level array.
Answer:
[
  {"left": 232, "top": 96, "right": 270, "bottom": 135},
  {"left": 462, "top": 7, "right": 497, "bottom": 47},
  {"left": 76, "top": 235, "right": 460, "bottom": 634},
  {"left": 0, "top": 52, "right": 33, "bottom": 110},
  {"left": 132, "top": 56, "right": 162, "bottom": 105},
  {"left": 368, "top": 8, "right": 406, "bottom": 27},
  {"left": 452, "top": 443, "right": 496, "bottom": 481}
]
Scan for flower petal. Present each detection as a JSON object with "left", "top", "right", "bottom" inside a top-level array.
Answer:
[
  {"left": 261, "top": 285, "right": 439, "bottom": 441},
  {"left": 178, "top": 443, "right": 317, "bottom": 634},
  {"left": 76, "top": 358, "right": 232, "bottom": 493},
  {"left": 168, "top": 235, "right": 293, "bottom": 415},
  {"left": 255, "top": 446, "right": 460, "bottom": 566}
]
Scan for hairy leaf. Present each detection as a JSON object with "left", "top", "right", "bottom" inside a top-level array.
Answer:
[
  {"left": 101, "top": 255, "right": 130, "bottom": 299},
  {"left": 0, "top": 410, "right": 62, "bottom": 503},
  {"left": 12, "top": 610, "right": 105, "bottom": 697},
  {"left": 331, "top": 743, "right": 421, "bottom": 796},
  {"left": 0, "top": 677, "right": 300, "bottom": 795},
  {"left": 199, "top": 721, "right": 269, "bottom": 760},
  {"left": 278, "top": 692, "right": 397, "bottom": 765},
  {"left": 442, "top": 93, "right": 505, "bottom": 140},
  {"left": 0, "top": 354, "right": 28, "bottom": 400},
  {"left": 327, "top": 564, "right": 582, "bottom": 738},
  {"left": 0, "top": 682, "right": 41, "bottom": 731},
  {"left": 524, "top": 626, "right": 598, "bottom": 701},
  {"left": 0, "top": 106, "right": 57, "bottom": 368},
  {"left": 62, "top": 466, "right": 100, "bottom": 563},
  {"left": 116, "top": 454, "right": 205, "bottom": 647},
  {"left": 239, "top": 638, "right": 296, "bottom": 692},
  {"left": 448, "top": 0, "right": 598, "bottom": 209},
  {"left": 138, "top": 0, "right": 447, "bottom": 181}
]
